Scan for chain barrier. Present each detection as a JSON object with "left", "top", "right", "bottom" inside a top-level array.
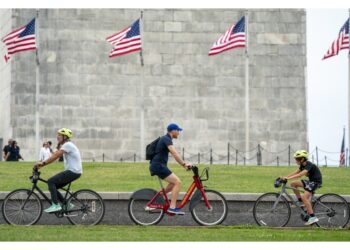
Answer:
[{"left": 80, "top": 145, "right": 348, "bottom": 167}]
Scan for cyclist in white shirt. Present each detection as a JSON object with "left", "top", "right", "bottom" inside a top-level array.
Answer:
[{"left": 34, "top": 128, "right": 82, "bottom": 213}]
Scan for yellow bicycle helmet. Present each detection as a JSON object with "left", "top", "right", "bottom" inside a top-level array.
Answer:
[
  {"left": 293, "top": 150, "right": 308, "bottom": 159},
  {"left": 57, "top": 128, "right": 73, "bottom": 139}
]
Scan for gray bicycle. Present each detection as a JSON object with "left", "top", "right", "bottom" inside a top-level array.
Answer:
[{"left": 253, "top": 178, "right": 350, "bottom": 228}]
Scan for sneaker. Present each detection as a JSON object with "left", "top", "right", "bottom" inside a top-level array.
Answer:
[
  {"left": 44, "top": 203, "right": 62, "bottom": 213},
  {"left": 305, "top": 216, "right": 319, "bottom": 226},
  {"left": 291, "top": 201, "right": 305, "bottom": 208},
  {"left": 167, "top": 208, "right": 185, "bottom": 215}
]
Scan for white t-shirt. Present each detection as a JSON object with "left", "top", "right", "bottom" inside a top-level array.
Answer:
[
  {"left": 39, "top": 147, "right": 51, "bottom": 161},
  {"left": 61, "top": 141, "right": 82, "bottom": 174}
]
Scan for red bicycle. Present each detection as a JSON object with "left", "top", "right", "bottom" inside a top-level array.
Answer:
[{"left": 128, "top": 166, "right": 228, "bottom": 226}]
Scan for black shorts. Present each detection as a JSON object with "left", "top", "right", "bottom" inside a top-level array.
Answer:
[
  {"left": 301, "top": 180, "right": 322, "bottom": 193},
  {"left": 149, "top": 163, "right": 172, "bottom": 179}
]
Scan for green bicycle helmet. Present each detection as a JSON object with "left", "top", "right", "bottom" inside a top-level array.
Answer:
[
  {"left": 57, "top": 128, "right": 73, "bottom": 139},
  {"left": 293, "top": 150, "right": 308, "bottom": 159}
]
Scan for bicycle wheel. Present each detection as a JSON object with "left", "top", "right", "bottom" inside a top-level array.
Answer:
[
  {"left": 128, "top": 195, "right": 165, "bottom": 226},
  {"left": 66, "top": 189, "right": 105, "bottom": 225},
  {"left": 313, "top": 193, "right": 350, "bottom": 228},
  {"left": 2, "top": 189, "right": 42, "bottom": 225},
  {"left": 191, "top": 189, "right": 228, "bottom": 226},
  {"left": 253, "top": 192, "right": 291, "bottom": 227}
]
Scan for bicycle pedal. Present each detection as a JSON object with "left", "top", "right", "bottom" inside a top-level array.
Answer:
[
  {"left": 63, "top": 213, "right": 78, "bottom": 217},
  {"left": 148, "top": 210, "right": 162, "bottom": 214}
]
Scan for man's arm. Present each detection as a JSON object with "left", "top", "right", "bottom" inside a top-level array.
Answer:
[
  {"left": 168, "top": 145, "right": 190, "bottom": 169},
  {"left": 284, "top": 169, "right": 301, "bottom": 179},
  {"left": 35, "top": 150, "right": 64, "bottom": 169},
  {"left": 4, "top": 152, "right": 9, "bottom": 161},
  {"left": 284, "top": 169, "right": 308, "bottom": 180}
]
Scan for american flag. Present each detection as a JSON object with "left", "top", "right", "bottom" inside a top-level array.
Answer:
[
  {"left": 208, "top": 16, "right": 245, "bottom": 56},
  {"left": 323, "top": 18, "right": 349, "bottom": 60},
  {"left": 339, "top": 129, "right": 346, "bottom": 167},
  {"left": 106, "top": 19, "right": 142, "bottom": 58},
  {"left": 1, "top": 18, "right": 37, "bottom": 62}
]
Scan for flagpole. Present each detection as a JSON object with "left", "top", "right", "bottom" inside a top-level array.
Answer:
[
  {"left": 244, "top": 11, "right": 250, "bottom": 163},
  {"left": 140, "top": 10, "right": 145, "bottom": 161},
  {"left": 343, "top": 126, "right": 346, "bottom": 167},
  {"left": 35, "top": 9, "right": 40, "bottom": 159},
  {"left": 348, "top": 8, "right": 350, "bottom": 157}
]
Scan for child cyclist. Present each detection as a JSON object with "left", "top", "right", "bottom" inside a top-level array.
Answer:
[{"left": 281, "top": 150, "right": 322, "bottom": 226}]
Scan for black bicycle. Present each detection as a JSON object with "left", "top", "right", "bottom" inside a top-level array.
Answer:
[
  {"left": 253, "top": 178, "right": 350, "bottom": 228},
  {"left": 2, "top": 169, "right": 105, "bottom": 226}
]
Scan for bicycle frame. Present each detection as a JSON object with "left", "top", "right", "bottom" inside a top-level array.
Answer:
[
  {"left": 23, "top": 171, "right": 77, "bottom": 213},
  {"left": 146, "top": 167, "right": 211, "bottom": 215},
  {"left": 273, "top": 183, "right": 333, "bottom": 217}
]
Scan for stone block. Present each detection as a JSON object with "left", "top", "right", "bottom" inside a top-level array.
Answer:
[
  {"left": 164, "top": 21, "right": 182, "bottom": 32},
  {"left": 173, "top": 10, "right": 192, "bottom": 22},
  {"left": 257, "top": 33, "right": 300, "bottom": 45}
]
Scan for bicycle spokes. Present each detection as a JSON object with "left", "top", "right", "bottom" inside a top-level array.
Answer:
[{"left": 313, "top": 194, "right": 350, "bottom": 228}]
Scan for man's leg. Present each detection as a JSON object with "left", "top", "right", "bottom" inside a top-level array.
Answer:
[
  {"left": 48, "top": 171, "right": 81, "bottom": 205},
  {"left": 164, "top": 173, "right": 181, "bottom": 209},
  {"left": 301, "top": 191, "right": 313, "bottom": 214},
  {"left": 291, "top": 181, "right": 303, "bottom": 201},
  {"left": 48, "top": 172, "right": 65, "bottom": 205},
  {"left": 164, "top": 183, "right": 175, "bottom": 194},
  {"left": 302, "top": 190, "right": 319, "bottom": 225}
]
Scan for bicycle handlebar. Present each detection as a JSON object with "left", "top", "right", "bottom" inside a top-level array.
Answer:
[
  {"left": 190, "top": 165, "right": 199, "bottom": 176},
  {"left": 30, "top": 168, "right": 41, "bottom": 183},
  {"left": 190, "top": 166, "right": 210, "bottom": 181}
]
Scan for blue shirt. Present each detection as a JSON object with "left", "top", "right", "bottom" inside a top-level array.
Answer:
[{"left": 151, "top": 134, "right": 173, "bottom": 165}]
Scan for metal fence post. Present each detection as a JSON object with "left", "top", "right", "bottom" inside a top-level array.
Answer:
[
  {"left": 235, "top": 149, "right": 238, "bottom": 166},
  {"left": 257, "top": 144, "right": 262, "bottom": 166},
  {"left": 243, "top": 157, "right": 246, "bottom": 166},
  {"left": 324, "top": 156, "right": 327, "bottom": 167},
  {"left": 277, "top": 156, "right": 279, "bottom": 167},
  {"left": 316, "top": 147, "right": 319, "bottom": 166},
  {"left": 227, "top": 142, "right": 230, "bottom": 165},
  {"left": 134, "top": 153, "right": 136, "bottom": 162},
  {"left": 346, "top": 148, "right": 349, "bottom": 167},
  {"left": 102, "top": 153, "right": 105, "bottom": 163},
  {"left": 210, "top": 148, "right": 213, "bottom": 165},
  {"left": 288, "top": 144, "right": 291, "bottom": 166},
  {"left": 182, "top": 147, "right": 185, "bottom": 161}
]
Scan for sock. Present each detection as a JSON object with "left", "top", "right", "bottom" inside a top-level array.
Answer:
[{"left": 298, "top": 198, "right": 302, "bottom": 202}]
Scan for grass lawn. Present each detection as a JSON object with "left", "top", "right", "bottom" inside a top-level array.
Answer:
[
  {"left": 0, "top": 225, "right": 349, "bottom": 241},
  {"left": 0, "top": 162, "right": 349, "bottom": 194}
]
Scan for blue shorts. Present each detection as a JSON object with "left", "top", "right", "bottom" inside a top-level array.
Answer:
[{"left": 149, "top": 163, "right": 172, "bottom": 179}]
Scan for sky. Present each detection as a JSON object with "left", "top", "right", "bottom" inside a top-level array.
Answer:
[{"left": 307, "top": 9, "right": 349, "bottom": 165}]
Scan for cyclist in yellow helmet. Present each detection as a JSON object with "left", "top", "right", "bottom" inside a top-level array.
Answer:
[
  {"left": 34, "top": 128, "right": 82, "bottom": 213},
  {"left": 281, "top": 150, "right": 322, "bottom": 226}
]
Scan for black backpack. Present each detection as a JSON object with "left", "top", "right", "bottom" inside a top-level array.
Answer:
[{"left": 145, "top": 137, "right": 160, "bottom": 161}]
